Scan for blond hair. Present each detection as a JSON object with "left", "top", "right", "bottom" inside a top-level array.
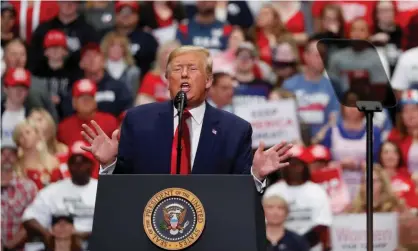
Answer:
[
  {"left": 28, "top": 108, "right": 67, "bottom": 156},
  {"left": 349, "top": 165, "right": 403, "bottom": 213},
  {"left": 100, "top": 31, "right": 135, "bottom": 66},
  {"left": 262, "top": 194, "right": 289, "bottom": 214},
  {"left": 166, "top": 45, "right": 213, "bottom": 77},
  {"left": 152, "top": 40, "right": 181, "bottom": 75},
  {"left": 13, "top": 120, "right": 59, "bottom": 176}
]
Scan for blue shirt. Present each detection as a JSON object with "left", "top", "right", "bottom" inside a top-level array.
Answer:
[
  {"left": 282, "top": 73, "right": 340, "bottom": 136},
  {"left": 176, "top": 18, "right": 231, "bottom": 53},
  {"left": 266, "top": 230, "right": 310, "bottom": 251}
]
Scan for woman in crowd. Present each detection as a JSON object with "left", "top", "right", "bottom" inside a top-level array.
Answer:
[
  {"left": 42, "top": 215, "right": 83, "bottom": 251},
  {"left": 378, "top": 141, "right": 418, "bottom": 209},
  {"left": 316, "top": 92, "right": 382, "bottom": 200},
  {"left": 212, "top": 26, "right": 245, "bottom": 74},
  {"left": 263, "top": 194, "right": 310, "bottom": 251},
  {"left": 100, "top": 31, "right": 141, "bottom": 93},
  {"left": 135, "top": 40, "right": 180, "bottom": 106},
  {"left": 347, "top": 165, "right": 405, "bottom": 213},
  {"left": 271, "top": 38, "right": 301, "bottom": 88},
  {"left": 388, "top": 89, "right": 418, "bottom": 174},
  {"left": 12, "top": 119, "right": 60, "bottom": 189},
  {"left": 248, "top": 4, "right": 292, "bottom": 66},
  {"left": 315, "top": 3, "right": 345, "bottom": 39}
]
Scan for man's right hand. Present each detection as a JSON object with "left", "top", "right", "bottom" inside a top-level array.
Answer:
[{"left": 81, "top": 120, "right": 119, "bottom": 167}]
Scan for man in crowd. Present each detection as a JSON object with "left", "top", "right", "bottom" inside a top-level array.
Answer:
[
  {"left": 282, "top": 37, "right": 339, "bottom": 138},
  {"left": 265, "top": 145, "right": 332, "bottom": 250},
  {"left": 29, "top": 1, "right": 99, "bottom": 74},
  {"left": 109, "top": 0, "right": 158, "bottom": 76},
  {"left": 22, "top": 142, "right": 98, "bottom": 248},
  {"left": 1, "top": 2, "right": 18, "bottom": 48},
  {"left": 1, "top": 144, "right": 38, "bottom": 251},
  {"left": 176, "top": 1, "right": 232, "bottom": 54},
  {"left": 207, "top": 71, "right": 235, "bottom": 113},
  {"left": 233, "top": 42, "right": 272, "bottom": 107},
  {"left": 58, "top": 78, "right": 119, "bottom": 148}
]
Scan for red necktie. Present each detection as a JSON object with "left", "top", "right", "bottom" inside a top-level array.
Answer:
[{"left": 170, "top": 110, "right": 192, "bottom": 175}]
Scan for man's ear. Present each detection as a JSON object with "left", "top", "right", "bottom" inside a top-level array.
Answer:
[{"left": 205, "top": 75, "right": 213, "bottom": 89}]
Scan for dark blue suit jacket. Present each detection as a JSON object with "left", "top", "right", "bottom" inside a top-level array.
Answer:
[{"left": 113, "top": 101, "right": 253, "bottom": 174}]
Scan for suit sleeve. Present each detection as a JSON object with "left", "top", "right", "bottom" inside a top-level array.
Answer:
[
  {"left": 232, "top": 123, "right": 253, "bottom": 174},
  {"left": 113, "top": 110, "right": 135, "bottom": 174}
]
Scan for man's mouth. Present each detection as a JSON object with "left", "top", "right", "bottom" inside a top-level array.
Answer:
[{"left": 181, "top": 82, "right": 191, "bottom": 92}]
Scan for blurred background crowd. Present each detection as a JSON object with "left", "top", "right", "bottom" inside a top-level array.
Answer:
[{"left": 1, "top": 1, "right": 418, "bottom": 251}]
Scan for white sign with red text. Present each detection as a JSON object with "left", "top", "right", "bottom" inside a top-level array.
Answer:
[
  {"left": 331, "top": 213, "right": 398, "bottom": 251},
  {"left": 234, "top": 100, "right": 301, "bottom": 148}
]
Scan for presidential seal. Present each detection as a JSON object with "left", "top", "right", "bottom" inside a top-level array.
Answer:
[{"left": 143, "top": 188, "right": 206, "bottom": 250}]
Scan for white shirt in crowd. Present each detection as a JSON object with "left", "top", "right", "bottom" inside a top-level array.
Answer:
[
  {"left": 22, "top": 178, "right": 98, "bottom": 233},
  {"left": 391, "top": 47, "right": 418, "bottom": 90},
  {"left": 264, "top": 181, "right": 333, "bottom": 251},
  {"left": 1, "top": 108, "right": 26, "bottom": 147},
  {"left": 100, "top": 102, "right": 266, "bottom": 191}
]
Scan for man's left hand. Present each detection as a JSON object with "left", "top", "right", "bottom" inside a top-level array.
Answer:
[{"left": 252, "top": 141, "right": 293, "bottom": 181}]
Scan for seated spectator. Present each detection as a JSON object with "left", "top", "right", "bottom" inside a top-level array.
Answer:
[
  {"left": 378, "top": 141, "right": 418, "bottom": 209},
  {"left": 41, "top": 215, "right": 83, "bottom": 251},
  {"left": 233, "top": 42, "right": 273, "bottom": 106},
  {"left": 388, "top": 89, "right": 418, "bottom": 174},
  {"left": 28, "top": 1, "right": 99, "bottom": 74},
  {"left": 315, "top": 91, "right": 382, "bottom": 200},
  {"left": 12, "top": 120, "right": 60, "bottom": 189},
  {"left": 139, "top": 1, "right": 186, "bottom": 30},
  {"left": 31, "top": 29, "right": 75, "bottom": 119},
  {"left": 100, "top": 31, "right": 140, "bottom": 93},
  {"left": 370, "top": 0, "right": 402, "bottom": 74},
  {"left": 282, "top": 37, "right": 339, "bottom": 137},
  {"left": 1, "top": 144, "right": 38, "bottom": 251},
  {"left": 58, "top": 79, "right": 119, "bottom": 150},
  {"left": 207, "top": 72, "right": 235, "bottom": 113},
  {"left": 347, "top": 165, "right": 405, "bottom": 213},
  {"left": 308, "top": 144, "right": 351, "bottom": 214},
  {"left": 22, "top": 143, "right": 98, "bottom": 247},
  {"left": 76, "top": 43, "right": 133, "bottom": 118},
  {"left": 1, "top": 2, "right": 18, "bottom": 48},
  {"left": 265, "top": 145, "right": 332, "bottom": 250},
  {"left": 314, "top": 3, "right": 345, "bottom": 39},
  {"left": 271, "top": 38, "right": 301, "bottom": 87},
  {"left": 136, "top": 40, "right": 180, "bottom": 106},
  {"left": 83, "top": 1, "right": 115, "bottom": 34},
  {"left": 2, "top": 39, "right": 59, "bottom": 121},
  {"left": 106, "top": 1, "right": 158, "bottom": 76},
  {"left": 176, "top": 1, "right": 232, "bottom": 55},
  {"left": 28, "top": 108, "right": 68, "bottom": 158},
  {"left": 263, "top": 194, "right": 310, "bottom": 251},
  {"left": 248, "top": 3, "right": 292, "bottom": 66}
]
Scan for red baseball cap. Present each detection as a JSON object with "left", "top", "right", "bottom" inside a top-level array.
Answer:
[
  {"left": 80, "top": 42, "right": 101, "bottom": 59},
  {"left": 44, "top": 30, "right": 67, "bottom": 49},
  {"left": 69, "top": 141, "right": 95, "bottom": 163},
  {"left": 288, "top": 145, "right": 314, "bottom": 164},
  {"left": 72, "top": 79, "right": 97, "bottom": 98},
  {"left": 115, "top": 1, "right": 139, "bottom": 13},
  {"left": 4, "top": 68, "right": 31, "bottom": 88},
  {"left": 308, "top": 144, "right": 332, "bottom": 162}
]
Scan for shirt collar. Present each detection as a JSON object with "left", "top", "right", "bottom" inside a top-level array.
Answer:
[{"left": 173, "top": 101, "right": 206, "bottom": 125}]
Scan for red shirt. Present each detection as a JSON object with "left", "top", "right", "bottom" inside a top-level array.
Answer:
[
  {"left": 154, "top": 4, "right": 174, "bottom": 28},
  {"left": 312, "top": 0, "right": 376, "bottom": 35},
  {"left": 391, "top": 171, "right": 418, "bottom": 208},
  {"left": 388, "top": 129, "right": 416, "bottom": 171},
  {"left": 10, "top": 0, "right": 59, "bottom": 43},
  {"left": 255, "top": 29, "right": 272, "bottom": 65},
  {"left": 57, "top": 112, "right": 119, "bottom": 147},
  {"left": 25, "top": 167, "right": 60, "bottom": 190},
  {"left": 285, "top": 11, "right": 305, "bottom": 34},
  {"left": 138, "top": 72, "right": 171, "bottom": 102}
]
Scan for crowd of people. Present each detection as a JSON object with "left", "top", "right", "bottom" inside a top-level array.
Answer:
[{"left": 1, "top": 1, "right": 418, "bottom": 251}]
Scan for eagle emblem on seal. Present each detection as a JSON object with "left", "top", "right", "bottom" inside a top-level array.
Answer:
[{"left": 160, "top": 204, "right": 190, "bottom": 236}]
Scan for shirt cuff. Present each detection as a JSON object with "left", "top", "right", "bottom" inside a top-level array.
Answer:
[
  {"left": 99, "top": 159, "right": 117, "bottom": 175},
  {"left": 251, "top": 166, "right": 267, "bottom": 192}
]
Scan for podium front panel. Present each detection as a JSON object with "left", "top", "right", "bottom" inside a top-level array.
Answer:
[{"left": 89, "top": 175, "right": 266, "bottom": 251}]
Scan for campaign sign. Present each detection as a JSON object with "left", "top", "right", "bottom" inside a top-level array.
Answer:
[
  {"left": 331, "top": 213, "right": 398, "bottom": 251},
  {"left": 234, "top": 100, "right": 302, "bottom": 148}
]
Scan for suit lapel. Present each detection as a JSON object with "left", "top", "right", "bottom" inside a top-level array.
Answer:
[
  {"left": 192, "top": 103, "right": 220, "bottom": 173},
  {"left": 156, "top": 101, "right": 174, "bottom": 174}
]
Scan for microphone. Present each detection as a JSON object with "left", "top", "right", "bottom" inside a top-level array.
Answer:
[{"left": 174, "top": 91, "right": 187, "bottom": 174}]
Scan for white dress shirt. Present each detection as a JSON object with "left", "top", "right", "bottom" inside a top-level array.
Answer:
[{"left": 100, "top": 102, "right": 266, "bottom": 191}]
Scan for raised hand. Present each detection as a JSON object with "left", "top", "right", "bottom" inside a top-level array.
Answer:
[
  {"left": 80, "top": 120, "right": 119, "bottom": 166},
  {"left": 252, "top": 141, "right": 293, "bottom": 181}
]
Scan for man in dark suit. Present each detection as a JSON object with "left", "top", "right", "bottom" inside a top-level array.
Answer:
[{"left": 80, "top": 46, "right": 292, "bottom": 190}]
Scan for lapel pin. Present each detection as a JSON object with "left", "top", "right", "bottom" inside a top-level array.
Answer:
[{"left": 212, "top": 129, "right": 217, "bottom": 135}]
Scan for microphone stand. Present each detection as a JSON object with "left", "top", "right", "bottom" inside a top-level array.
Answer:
[
  {"left": 175, "top": 92, "right": 187, "bottom": 175},
  {"left": 356, "top": 101, "right": 382, "bottom": 251}
]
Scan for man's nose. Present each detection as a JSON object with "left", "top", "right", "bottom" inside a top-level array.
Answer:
[{"left": 181, "top": 67, "right": 189, "bottom": 77}]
